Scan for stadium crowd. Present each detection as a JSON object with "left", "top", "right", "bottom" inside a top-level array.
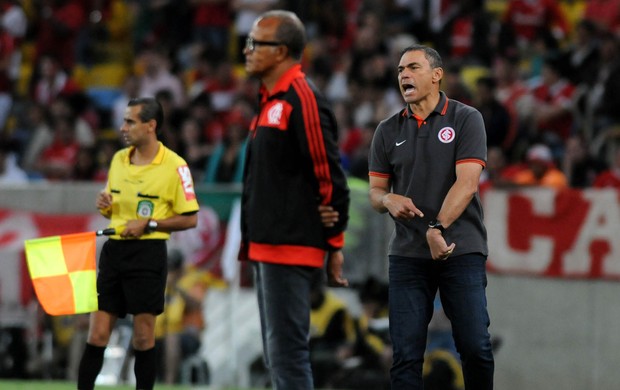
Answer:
[
  {"left": 2, "top": 0, "right": 620, "bottom": 387},
  {"left": 1, "top": 0, "right": 620, "bottom": 189}
]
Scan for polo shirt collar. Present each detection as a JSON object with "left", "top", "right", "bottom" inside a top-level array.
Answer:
[
  {"left": 259, "top": 63, "right": 305, "bottom": 99},
  {"left": 402, "top": 91, "right": 450, "bottom": 118},
  {"left": 125, "top": 141, "right": 165, "bottom": 165}
]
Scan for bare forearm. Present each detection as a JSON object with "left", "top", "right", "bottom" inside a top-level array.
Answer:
[
  {"left": 436, "top": 182, "right": 477, "bottom": 228},
  {"left": 369, "top": 187, "right": 389, "bottom": 213},
  {"left": 154, "top": 213, "right": 198, "bottom": 232}
]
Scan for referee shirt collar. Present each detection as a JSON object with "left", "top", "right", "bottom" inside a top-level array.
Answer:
[{"left": 125, "top": 142, "right": 165, "bottom": 165}]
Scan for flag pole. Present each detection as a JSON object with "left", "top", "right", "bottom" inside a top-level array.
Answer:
[{"left": 96, "top": 228, "right": 116, "bottom": 236}]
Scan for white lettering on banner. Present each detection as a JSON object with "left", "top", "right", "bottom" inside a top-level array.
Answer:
[
  {"left": 563, "top": 189, "right": 620, "bottom": 276},
  {"left": 485, "top": 189, "right": 555, "bottom": 273}
]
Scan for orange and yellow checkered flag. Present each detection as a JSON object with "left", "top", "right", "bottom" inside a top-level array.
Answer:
[{"left": 24, "top": 232, "right": 98, "bottom": 315}]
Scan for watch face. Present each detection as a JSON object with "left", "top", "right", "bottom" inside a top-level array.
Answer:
[{"left": 429, "top": 220, "right": 444, "bottom": 232}]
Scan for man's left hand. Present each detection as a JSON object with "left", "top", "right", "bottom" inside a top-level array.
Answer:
[
  {"left": 318, "top": 204, "right": 339, "bottom": 227},
  {"left": 326, "top": 250, "right": 348, "bottom": 287},
  {"left": 426, "top": 228, "right": 456, "bottom": 260}
]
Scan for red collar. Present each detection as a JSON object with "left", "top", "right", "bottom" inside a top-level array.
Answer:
[{"left": 260, "top": 64, "right": 305, "bottom": 100}]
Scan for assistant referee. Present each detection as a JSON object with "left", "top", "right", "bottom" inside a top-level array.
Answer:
[{"left": 77, "top": 97, "right": 199, "bottom": 390}]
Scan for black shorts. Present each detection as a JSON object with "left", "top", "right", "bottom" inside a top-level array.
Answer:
[{"left": 97, "top": 239, "right": 167, "bottom": 317}]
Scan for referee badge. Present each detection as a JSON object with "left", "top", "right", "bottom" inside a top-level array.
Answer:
[{"left": 137, "top": 200, "right": 154, "bottom": 218}]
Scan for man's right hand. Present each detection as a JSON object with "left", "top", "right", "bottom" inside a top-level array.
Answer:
[
  {"left": 96, "top": 191, "right": 113, "bottom": 212},
  {"left": 382, "top": 193, "right": 424, "bottom": 220}
]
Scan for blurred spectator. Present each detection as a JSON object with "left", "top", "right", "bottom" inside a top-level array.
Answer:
[
  {"left": 433, "top": 0, "right": 494, "bottom": 66},
  {"left": 189, "top": 0, "right": 232, "bottom": 55},
  {"left": 178, "top": 116, "right": 211, "bottom": 181},
  {"left": 185, "top": 48, "right": 217, "bottom": 101},
  {"left": 187, "top": 92, "right": 224, "bottom": 146},
  {"left": 560, "top": 19, "right": 600, "bottom": 86},
  {"left": 422, "top": 349, "right": 465, "bottom": 390},
  {"left": 0, "top": 0, "right": 26, "bottom": 129},
  {"left": 137, "top": 48, "right": 187, "bottom": 109},
  {"left": 593, "top": 148, "right": 620, "bottom": 188},
  {"left": 583, "top": 32, "right": 620, "bottom": 139},
  {"left": 155, "top": 249, "right": 225, "bottom": 384},
  {"left": 90, "top": 137, "right": 121, "bottom": 182},
  {"left": 583, "top": 0, "right": 620, "bottom": 36},
  {"left": 130, "top": 0, "right": 191, "bottom": 52},
  {"left": 202, "top": 110, "right": 247, "bottom": 184},
  {"left": 473, "top": 76, "right": 513, "bottom": 151},
  {"left": 559, "top": 0, "right": 588, "bottom": 36},
  {"left": 0, "top": 139, "right": 27, "bottom": 184},
  {"left": 492, "top": 52, "right": 529, "bottom": 159},
  {"left": 479, "top": 146, "right": 527, "bottom": 193},
  {"left": 312, "top": 0, "right": 353, "bottom": 56},
  {"left": 347, "top": 121, "right": 375, "bottom": 181},
  {"left": 33, "top": 115, "right": 79, "bottom": 181},
  {"left": 31, "top": 53, "right": 81, "bottom": 106},
  {"left": 327, "top": 277, "right": 391, "bottom": 390},
  {"left": 442, "top": 63, "right": 472, "bottom": 105},
  {"left": 230, "top": 0, "right": 279, "bottom": 63},
  {"left": 499, "top": 0, "right": 569, "bottom": 54},
  {"left": 34, "top": 0, "right": 87, "bottom": 70},
  {"left": 309, "top": 272, "right": 356, "bottom": 388},
  {"left": 72, "top": 146, "right": 100, "bottom": 181},
  {"left": 155, "top": 89, "right": 184, "bottom": 153},
  {"left": 111, "top": 73, "right": 141, "bottom": 130},
  {"left": 423, "top": 295, "right": 464, "bottom": 390},
  {"left": 561, "top": 135, "right": 607, "bottom": 188},
  {"left": 74, "top": 0, "right": 132, "bottom": 67},
  {"left": 525, "top": 27, "right": 561, "bottom": 82},
  {"left": 48, "top": 95, "right": 96, "bottom": 146},
  {"left": 0, "top": 25, "right": 15, "bottom": 130},
  {"left": 47, "top": 314, "right": 89, "bottom": 380},
  {"left": 512, "top": 143, "right": 568, "bottom": 189},
  {"left": 17, "top": 102, "right": 52, "bottom": 172},
  {"left": 204, "top": 56, "right": 240, "bottom": 114},
  {"left": 333, "top": 100, "right": 361, "bottom": 171},
  {"left": 527, "top": 54, "right": 577, "bottom": 154}
]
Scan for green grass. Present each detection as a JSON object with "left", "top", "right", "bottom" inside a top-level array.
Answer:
[{"left": 0, "top": 380, "right": 261, "bottom": 390}]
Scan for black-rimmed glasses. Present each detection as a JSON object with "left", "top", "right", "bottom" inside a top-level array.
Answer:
[{"left": 245, "top": 36, "right": 284, "bottom": 52}]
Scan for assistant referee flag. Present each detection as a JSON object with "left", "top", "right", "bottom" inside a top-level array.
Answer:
[{"left": 24, "top": 232, "right": 98, "bottom": 315}]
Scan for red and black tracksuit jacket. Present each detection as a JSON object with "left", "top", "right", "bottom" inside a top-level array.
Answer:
[{"left": 240, "top": 64, "right": 350, "bottom": 268}]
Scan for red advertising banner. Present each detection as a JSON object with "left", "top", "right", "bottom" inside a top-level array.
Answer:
[{"left": 485, "top": 188, "right": 620, "bottom": 280}]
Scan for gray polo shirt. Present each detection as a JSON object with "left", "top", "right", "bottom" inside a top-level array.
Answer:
[{"left": 368, "top": 91, "right": 488, "bottom": 259}]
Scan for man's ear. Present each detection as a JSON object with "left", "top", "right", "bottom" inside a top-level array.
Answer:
[
  {"left": 432, "top": 67, "right": 444, "bottom": 84},
  {"left": 275, "top": 45, "right": 289, "bottom": 62},
  {"left": 148, "top": 119, "right": 158, "bottom": 134}
]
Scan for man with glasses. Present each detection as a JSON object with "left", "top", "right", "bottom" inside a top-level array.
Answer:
[{"left": 239, "top": 10, "right": 350, "bottom": 390}]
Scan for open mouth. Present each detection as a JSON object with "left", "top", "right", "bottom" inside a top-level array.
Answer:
[{"left": 402, "top": 83, "right": 415, "bottom": 95}]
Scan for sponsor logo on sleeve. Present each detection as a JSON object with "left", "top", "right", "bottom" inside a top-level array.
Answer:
[{"left": 177, "top": 165, "right": 196, "bottom": 201}]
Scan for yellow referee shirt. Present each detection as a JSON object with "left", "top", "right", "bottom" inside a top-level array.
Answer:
[{"left": 102, "top": 142, "right": 199, "bottom": 240}]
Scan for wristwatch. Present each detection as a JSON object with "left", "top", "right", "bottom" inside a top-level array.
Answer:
[
  {"left": 428, "top": 219, "right": 445, "bottom": 234},
  {"left": 144, "top": 219, "right": 158, "bottom": 234}
]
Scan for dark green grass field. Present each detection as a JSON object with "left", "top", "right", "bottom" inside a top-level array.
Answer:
[{"left": 0, "top": 380, "right": 262, "bottom": 390}]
